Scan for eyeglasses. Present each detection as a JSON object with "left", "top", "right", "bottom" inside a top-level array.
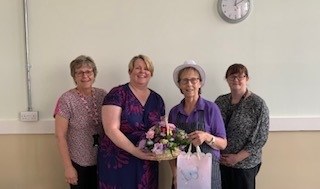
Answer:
[
  {"left": 75, "top": 70, "right": 94, "bottom": 77},
  {"left": 227, "top": 75, "right": 246, "bottom": 81},
  {"left": 179, "top": 77, "right": 200, "bottom": 85}
]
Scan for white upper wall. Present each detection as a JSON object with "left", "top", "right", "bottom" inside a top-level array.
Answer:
[{"left": 1, "top": 0, "right": 320, "bottom": 123}]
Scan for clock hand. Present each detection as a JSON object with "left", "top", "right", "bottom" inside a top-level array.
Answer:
[
  {"left": 235, "top": 0, "right": 244, "bottom": 6},
  {"left": 234, "top": 0, "right": 238, "bottom": 6}
]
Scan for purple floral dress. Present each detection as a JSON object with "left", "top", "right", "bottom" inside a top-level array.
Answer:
[{"left": 98, "top": 83, "right": 165, "bottom": 189}]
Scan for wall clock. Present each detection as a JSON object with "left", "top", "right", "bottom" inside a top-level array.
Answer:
[{"left": 217, "top": 0, "right": 252, "bottom": 24}]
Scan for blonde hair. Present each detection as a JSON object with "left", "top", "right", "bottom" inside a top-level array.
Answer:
[{"left": 128, "top": 54, "right": 154, "bottom": 76}]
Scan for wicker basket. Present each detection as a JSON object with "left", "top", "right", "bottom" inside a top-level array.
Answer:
[{"left": 155, "top": 149, "right": 181, "bottom": 161}]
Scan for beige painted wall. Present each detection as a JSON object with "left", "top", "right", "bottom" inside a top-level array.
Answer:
[
  {"left": 0, "top": 135, "right": 66, "bottom": 189},
  {"left": 257, "top": 132, "right": 320, "bottom": 189},
  {"left": 1, "top": 132, "right": 319, "bottom": 189}
]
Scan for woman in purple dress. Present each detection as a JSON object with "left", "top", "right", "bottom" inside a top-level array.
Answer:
[{"left": 98, "top": 54, "right": 165, "bottom": 189}]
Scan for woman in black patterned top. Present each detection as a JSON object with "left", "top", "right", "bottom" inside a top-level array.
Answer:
[{"left": 215, "top": 64, "right": 269, "bottom": 189}]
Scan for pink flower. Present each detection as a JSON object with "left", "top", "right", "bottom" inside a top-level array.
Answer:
[
  {"left": 167, "top": 123, "right": 176, "bottom": 129},
  {"left": 152, "top": 143, "right": 164, "bottom": 154},
  {"left": 138, "top": 139, "right": 146, "bottom": 149},
  {"left": 146, "top": 130, "right": 155, "bottom": 139}
]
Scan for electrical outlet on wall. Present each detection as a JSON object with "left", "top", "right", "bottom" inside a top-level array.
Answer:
[{"left": 20, "top": 111, "right": 39, "bottom": 122}]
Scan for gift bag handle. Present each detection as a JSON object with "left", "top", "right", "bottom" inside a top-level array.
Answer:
[{"left": 187, "top": 144, "right": 202, "bottom": 160}]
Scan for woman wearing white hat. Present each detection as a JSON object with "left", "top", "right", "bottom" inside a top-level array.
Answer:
[{"left": 168, "top": 60, "right": 227, "bottom": 189}]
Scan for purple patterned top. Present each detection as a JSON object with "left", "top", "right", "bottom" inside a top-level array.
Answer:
[{"left": 98, "top": 83, "right": 165, "bottom": 189}]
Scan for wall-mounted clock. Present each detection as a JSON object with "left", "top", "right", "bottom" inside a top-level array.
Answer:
[{"left": 217, "top": 0, "right": 252, "bottom": 24}]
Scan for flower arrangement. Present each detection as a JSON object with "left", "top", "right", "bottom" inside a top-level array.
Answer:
[{"left": 138, "top": 120, "right": 189, "bottom": 161}]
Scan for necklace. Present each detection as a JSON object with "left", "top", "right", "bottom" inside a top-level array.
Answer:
[
  {"left": 230, "top": 88, "right": 248, "bottom": 105},
  {"left": 226, "top": 89, "right": 248, "bottom": 125},
  {"left": 76, "top": 88, "right": 100, "bottom": 147},
  {"left": 76, "top": 88, "right": 99, "bottom": 126}
]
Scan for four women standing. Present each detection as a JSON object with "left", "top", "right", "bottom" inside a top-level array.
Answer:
[{"left": 55, "top": 56, "right": 268, "bottom": 189}]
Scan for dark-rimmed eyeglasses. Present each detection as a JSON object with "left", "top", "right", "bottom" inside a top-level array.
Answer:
[{"left": 227, "top": 75, "right": 246, "bottom": 81}]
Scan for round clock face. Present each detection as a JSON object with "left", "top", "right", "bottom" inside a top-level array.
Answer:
[{"left": 217, "top": 0, "right": 251, "bottom": 23}]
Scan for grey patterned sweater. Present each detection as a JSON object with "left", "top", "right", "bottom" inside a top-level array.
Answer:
[{"left": 215, "top": 92, "right": 269, "bottom": 169}]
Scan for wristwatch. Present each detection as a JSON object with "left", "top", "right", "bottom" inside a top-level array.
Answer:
[{"left": 208, "top": 136, "right": 216, "bottom": 146}]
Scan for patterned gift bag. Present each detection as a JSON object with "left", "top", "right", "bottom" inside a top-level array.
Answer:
[{"left": 177, "top": 144, "right": 212, "bottom": 189}]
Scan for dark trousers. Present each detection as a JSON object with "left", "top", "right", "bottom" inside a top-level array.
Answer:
[
  {"left": 220, "top": 163, "right": 261, "bottom": 189},
  {"left": 70, "top": 161, "right": 97, "bottom": 189}
]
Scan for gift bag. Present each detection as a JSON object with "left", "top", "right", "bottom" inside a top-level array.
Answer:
[{"left": 177, "top": 144, "right": 212, "bottom": 189}]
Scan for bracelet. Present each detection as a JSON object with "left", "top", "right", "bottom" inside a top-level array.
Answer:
[{"left": 208, "top": 136, "right": 216, "bottom": 145}]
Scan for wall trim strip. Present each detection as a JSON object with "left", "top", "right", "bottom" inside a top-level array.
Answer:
[{"left": 0, "top": 116, "right": 319, "bottom": 134}]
